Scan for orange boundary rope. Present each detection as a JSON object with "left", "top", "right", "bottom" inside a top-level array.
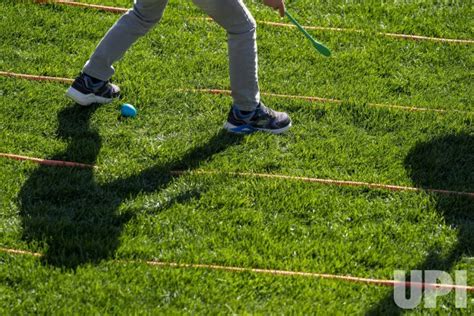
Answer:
[
  {"left": 246, "top": 20, "right": 474, "bottom": 45},
  {"left": 36, "top": 0, "right": 128, "bottom": 13},
  {"left": 1, "top": 247, "right": 473, "bottom": 292},
  {"left": 34, "top": 0, "right": 474, "bottom": 45},
  {"left": 0, "top": 153, "right": 96, "bottom": 169},
  {"left": 0, "top": 71, "right": 73, "bottom": 84},
  {"left": 185, "top": 88, "right": 468, "bottom": 114},
  {"left": 170, "top": 170, "right": 474, "bottom": 198},
  {"left": 4, "top": 71, "right": 467, "bottom": 114},
  {"left": 1, "top": 153, "right": 472, "bottom": 198}
]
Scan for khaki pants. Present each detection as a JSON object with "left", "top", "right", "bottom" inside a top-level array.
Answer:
[{"left": 83, "top": 0, "right": 260, "bottom": 111}]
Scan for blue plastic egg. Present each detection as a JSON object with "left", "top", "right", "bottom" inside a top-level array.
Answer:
[{"left": 121, "top": 103, "right": 137, "bottom": 117}]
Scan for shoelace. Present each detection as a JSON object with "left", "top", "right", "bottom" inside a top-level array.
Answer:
[{"left": 257, "top": 104, "right": 276, "bottom": 118}]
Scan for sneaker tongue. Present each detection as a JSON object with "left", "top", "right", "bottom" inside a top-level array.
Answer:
[
  {"left": 88, "top": 76, "right": 104, "bottom": 85},
  {"left": 234, "top": 108, "right": 255, "bottom": 119},
  {"left": 84, "top": 74, "right": 106, "bottom": 91}
]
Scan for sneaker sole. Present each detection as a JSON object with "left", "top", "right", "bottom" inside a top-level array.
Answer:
[
  {"left": 66, "top": 87, "right": 114, "bottom": 106},
  {"left": 223, "top": 122, "right": 292, "bottom": 135}
]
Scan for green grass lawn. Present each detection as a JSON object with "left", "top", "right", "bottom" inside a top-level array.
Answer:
[{"left": 1, "top": 0, "right": 473, "bottom": 314}]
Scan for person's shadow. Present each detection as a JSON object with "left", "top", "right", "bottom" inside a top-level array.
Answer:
[
  {"left": 19, "top": 104, "right": 243, "bottom": 269},
  {"left": 369, "top": 133, "right": 473, "bottom": 314}
]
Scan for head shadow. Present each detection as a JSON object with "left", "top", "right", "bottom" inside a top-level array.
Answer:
[
  {"left": 369, "top": 133, "right": 473, "bottom": 314},
  {"left": 19, "top": 104, "right": 243, "bottom": 269}
]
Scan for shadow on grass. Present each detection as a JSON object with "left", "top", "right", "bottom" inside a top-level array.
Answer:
[
  {"left": 369, "top": 133, "right": 473, "bottom": 314},
  {"left": 19, "top": 104, "right": 243, "bottom": 269}
]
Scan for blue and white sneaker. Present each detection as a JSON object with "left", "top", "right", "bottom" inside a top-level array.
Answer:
[
  {"left": 66, "top": 73, "right": 120, "bottom": 106},
  {"left": 224, "top": 103, "right": 292, "bottom": 134}
]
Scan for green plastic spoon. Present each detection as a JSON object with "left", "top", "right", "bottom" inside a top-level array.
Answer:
[{"left": 285, "top": 11, "right": 331, "bottom": 57}]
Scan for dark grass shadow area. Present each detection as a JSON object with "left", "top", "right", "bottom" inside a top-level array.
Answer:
[
  {"left": 369, "top": 133, "right": 473, "bottom": 314},
  {"left": 18, "top": 104, "right": 243, "bottom": 269}
]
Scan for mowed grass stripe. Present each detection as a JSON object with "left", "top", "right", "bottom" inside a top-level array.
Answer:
[
  {"left": 35, "top": 0, "right": 474, "bottom": 44},
  {"left": 2, "top": 71, "right": 472, "bottom": 115},
  {"left": 2, "top": 247, "right": 473, "bottom": 292}
]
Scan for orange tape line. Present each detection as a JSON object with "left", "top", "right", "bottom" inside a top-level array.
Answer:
[
  {"left": 184, "top": 88, "right": 473, "bottom": 114},
  {"left": 171, "top": 170, "right": 474, "bottom": 198},
  {"left": 1, "top": 247, "right": 473, "bottom": 292},
  {"left": 1, "top": 153, "right": 472, "bottom": 197},
  {"left": 35, "top": 0, "right": 128, "bottom": 13},
  {"left": 35, "top": 0, "right": 473, "bottom": 44},
  {"left": 146, "top": 261, "right": 474, "bottom": 292},
  {"left": 3, "top": 71, "right": 467, "bottom": 114},
  {"left": 0, "top": 71, "right": 73, "bottom": 84},
  {"left": 200, "top": 16, "right": 474, "bottom": 45},
  {"left": 0, "top": 247, "right": 43, "bottom": 257},
  {"left": 381, "top": 32, "right": 474, "bottom": 44},
  {"left": 0, "top": 153, "right": 96, "bottom": 169},
  {"left": 196, "top": 88, "right": 341, "bottom": 104}
]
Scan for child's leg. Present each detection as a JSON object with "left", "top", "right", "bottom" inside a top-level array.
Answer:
[
  {"left": 192, "top": 0, "right": 260, "bottom": 112},
  {"left": 83, "top": 0, "right": 169, "bottom": 81}
]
